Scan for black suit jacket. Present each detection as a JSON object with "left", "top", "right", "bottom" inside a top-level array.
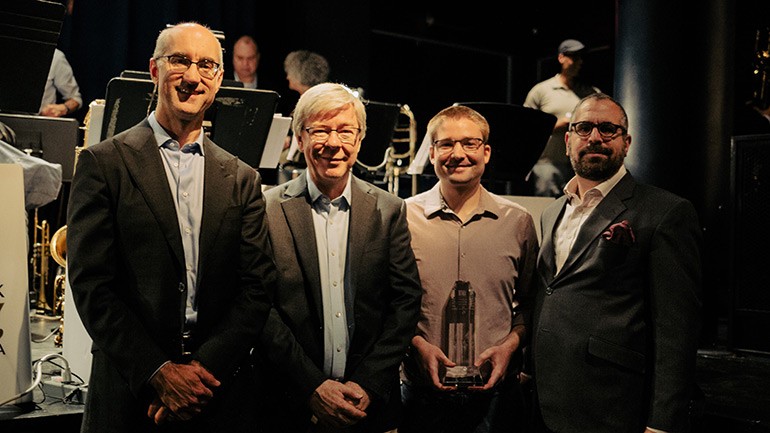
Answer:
[
  {"left": 67, "top": 120, "right": 275, "bottom": 433},
  {"left": 532, "top": 172, "right": 702, "bottom": 433},
  {"left": 253, "top": 174, "right": 422, "bottom": 432}
]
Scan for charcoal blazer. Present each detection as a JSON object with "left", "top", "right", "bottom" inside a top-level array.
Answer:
[
  {"left": 253, "top": 174, "right": 422, "bottom": 432},
  {"left": 532, "top": 172, "right": 702, "bottom": 433},
  {"left": 67, "top": 120, "right": 275, "bottom": 433}
]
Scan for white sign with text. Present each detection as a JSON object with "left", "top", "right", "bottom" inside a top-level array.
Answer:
[{"left": 0, "top": 164, "right": 32, "bottom": 405}]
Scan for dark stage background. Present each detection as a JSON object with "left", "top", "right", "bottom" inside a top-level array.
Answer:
[{"left": 13, "top": 0, "right": 770, "bottom": 351}]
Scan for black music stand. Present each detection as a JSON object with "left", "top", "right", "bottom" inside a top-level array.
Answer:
[
  {"left": 453, "top": 102, "right": 556, "bottom": 195},
  {"left": 100, "top": 76, "right": 279, "bottom": 169},
  {"left": 0, "top": 1, "right": 65, "bottom": 114},
  {"left": 0, "top": 113, "right": 79, "bottom": 182},
  {"left": 353, "top": 101, "right": 401, "bottom": 186}
]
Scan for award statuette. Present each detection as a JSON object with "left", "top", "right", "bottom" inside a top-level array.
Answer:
[{"left": 442, "top": 281, "right": 485, "bottom": 387}]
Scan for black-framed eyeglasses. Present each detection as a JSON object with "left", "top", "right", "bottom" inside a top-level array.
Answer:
[
  {"left": 432, "top": 137, "right": 485, "bottom": 155},
  {"left": 303, "top": 126, "right": 361, "bottom": 144},
  {"left": 155, "top": 54, "right": 222, "bottom": 79},
  {"left": 570, "top": 121, "right": 627, "bottom": 139}
]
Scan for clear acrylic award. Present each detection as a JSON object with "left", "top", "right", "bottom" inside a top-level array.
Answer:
[{"left": 442, "top": 280, "right": 485, "bottom": 387}]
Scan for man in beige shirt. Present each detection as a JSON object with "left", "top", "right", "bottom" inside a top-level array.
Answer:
[{"left": 400, "top": 105, "right": 538, "bottom": 433}]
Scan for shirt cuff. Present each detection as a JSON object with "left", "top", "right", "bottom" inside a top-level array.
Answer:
[{"left": 149, "top": 360, "right": 171, "bottom": 384}]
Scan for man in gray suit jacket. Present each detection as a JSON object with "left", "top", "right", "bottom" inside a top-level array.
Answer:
[
  {"left": 532, "top": 93, "right": 702, "bottom": 433},
  {"left": 67, "top": 23, "right": 275, "bottom": 432},
  {"left": 253, "top": 82, "right": 422, "bottom": 432}
]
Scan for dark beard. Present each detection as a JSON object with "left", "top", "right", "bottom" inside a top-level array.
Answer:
[{"left": 570, "top": 147, "right": 625, "bottom": 182}]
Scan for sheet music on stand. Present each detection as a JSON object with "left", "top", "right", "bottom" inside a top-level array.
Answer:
[
  {"left": 407, "top": 133, "right": 432, "bottom": 175},
  {"left": 259, "top": 114, "right": 292, "bottom": 169}
]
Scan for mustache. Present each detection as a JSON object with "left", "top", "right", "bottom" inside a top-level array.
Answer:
[{"left": 579, "top": 146, "right": 612, "bottom": 156}]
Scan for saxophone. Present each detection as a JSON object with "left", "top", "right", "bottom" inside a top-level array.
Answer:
[{"left": 48, "top": 99, "right": 103, "bottom": 347}]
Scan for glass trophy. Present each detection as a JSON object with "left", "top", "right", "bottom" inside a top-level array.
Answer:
[{"left": 442, "top": 281, "right": 485, "bottom": 387}]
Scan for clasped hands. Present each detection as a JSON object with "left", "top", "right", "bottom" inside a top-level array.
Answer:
[
  {"left": 309, "top": 379, "right": 370, "bottom": 429},
  {"left": 147, "top": 360, "right": 220, "bottom": 425}
]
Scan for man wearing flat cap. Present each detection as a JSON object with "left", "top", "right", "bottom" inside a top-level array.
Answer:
[{"left": 524, "top": 39, "right": 600, "bottom": 197}]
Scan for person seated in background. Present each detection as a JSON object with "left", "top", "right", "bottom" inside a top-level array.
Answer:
[
  {"left": 0, "top": 121, "right": 62, "bottom": 247},
  {"left": 277, "top": 49, "right": 331, "bottom": 184},
  {"left": 232, "top": 35, "right": 260, "bottom": 89},
  {"left": 39, "top": 48, "right": 82, "bottom": 118},
  {"left": 524, "top": 39, "right": 599, "bottom": 197}
]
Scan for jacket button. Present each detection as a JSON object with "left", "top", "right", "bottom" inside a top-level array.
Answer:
[{"left": 545, "top": 287, "right": 553, "bottom": 295}]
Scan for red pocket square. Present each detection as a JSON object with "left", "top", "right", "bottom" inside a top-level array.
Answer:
[{"left": 602, "top": 220, "right": 636, "bottom": 245}]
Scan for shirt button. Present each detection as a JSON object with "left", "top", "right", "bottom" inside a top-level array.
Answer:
[
  {"left": 545, "top": 287, "right": 554, "bottom": 295},
  {"left": 182, "top": 191, "right": 189, "bottom": 198},
  {"left": 332, "top": 281, "right": 337, "bottom": 287},
  {"left": 174, "top": 162, "right": 179, "bottom": 168},
  {"left": 336, "top": 346, "right": 342, "bottom": 352},
  {"left": 335, "top": 312, "right": 342, "bottom": 318}
]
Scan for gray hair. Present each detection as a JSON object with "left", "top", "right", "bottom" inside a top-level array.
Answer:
[
  {"left": 284, "top": 50, "right": 330, "bottom": 88},
  {"left": 292, "top": 82, "right": 366, "bottom": 140}
]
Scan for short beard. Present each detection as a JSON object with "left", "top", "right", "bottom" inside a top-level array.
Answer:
[{"left": 570, "top": 146, "right": 625, "bottom": 182}]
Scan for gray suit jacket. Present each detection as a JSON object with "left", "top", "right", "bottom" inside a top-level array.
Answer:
[
  {"left": 254, "top": 174, "right": 422, "bottom": 432},
  {"left": 68, "top": 120, "right": 275, "bottom": 433},
  {"left": 532, "top": 172, "right": 702, "bottom": 433}
]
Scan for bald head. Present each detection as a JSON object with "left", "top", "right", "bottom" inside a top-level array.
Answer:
[
  {"left": 233, "top": 35, "right": 259, "bottom": 84},
  {"left": 153, "top": 22, "right": 223, "bottom": 65}
]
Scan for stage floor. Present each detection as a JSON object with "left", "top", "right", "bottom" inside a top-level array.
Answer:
[{"left": 2, "top": 314, "right": 769, "bottom": 432}]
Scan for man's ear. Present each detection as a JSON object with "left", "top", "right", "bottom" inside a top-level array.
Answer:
[
  {"left": 429, "top": 143, "right": 436, "bottom": 165},
  {"left": 149, "top": 58, "right": 159, "bottom": 84}
]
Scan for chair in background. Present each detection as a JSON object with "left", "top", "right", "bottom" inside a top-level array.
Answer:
[{"left": 355, "top": 101, "right": 417, "bottom": 197}]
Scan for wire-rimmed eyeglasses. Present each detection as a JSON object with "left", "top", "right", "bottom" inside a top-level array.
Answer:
[
  {"left": 155, "top": 54, "right": 222, "bottom": 79},
  {"left": 432, "top": 137, "right": 485, "bottom": 155},
  {"left": 304, "top": 127, "right": 361, "bottom": 145}
]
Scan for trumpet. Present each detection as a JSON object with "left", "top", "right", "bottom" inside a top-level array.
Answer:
[{"left": 31, "top": 208, "right": 54, "bottom": 315}]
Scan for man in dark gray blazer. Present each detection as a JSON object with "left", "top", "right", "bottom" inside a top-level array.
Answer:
[
  {"left": 253, "top": 82, "right": 422, "bottom": 433},
  {"left": 532, "top": 93, "right": 702, "bottom": 433},
  {"left": 67, "top": 23, "right": 275, "bottom": 432}
]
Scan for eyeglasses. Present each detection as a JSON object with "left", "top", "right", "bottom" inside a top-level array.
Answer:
[
  {"left": 570, "top": 121, "right": 627, "bottom": 139},
  {"left": 304, "top": 127, "right": 361, "bottom": 144},
  {"left": 155, "top": 54, "right": 222, "bottom": 79},
  {"left": 432, "top": 137, "right": 485, "bottom": 155}
]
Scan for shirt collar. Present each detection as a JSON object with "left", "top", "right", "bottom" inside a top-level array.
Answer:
[
  {"left": 148, "top": 111, "right": 205, "bottom": 155},
  {"left": 421, "top": 182, "right": 499, "bottom": 219},
  {"left": 306, "top": 171, "right": 352, "bottom": 207},
  {"left": 563, "top": 164, "right": 627, "bottom": 203}
]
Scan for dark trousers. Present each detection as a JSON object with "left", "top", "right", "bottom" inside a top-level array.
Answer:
[{"left": 399, "top": 380, "right": 527, "bottom": 433}]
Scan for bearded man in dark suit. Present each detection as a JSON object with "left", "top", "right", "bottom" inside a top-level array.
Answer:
[
  {"left": 67, "top": 22, "right": 275, "bottom": 433},
  {"left": 532, "top": 93, "right": 702, "bottom": 433}
]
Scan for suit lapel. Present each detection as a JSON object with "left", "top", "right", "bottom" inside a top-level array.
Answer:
[
  {"left": 119, "top": 121, "right": 185, "bottom": 269},
  {"left": 347, "top": 177, "right": 376, "bottom": 310},
  {"left": 281, "top": 176, "right": 324, "bottom": 322},
  {"left": 538, "top": 196, "right": 568, "bottom": 282},
  {"left": 198, "top": 138, "right": 236, "bottom": 283},
  {"left": 554, "top": 174, "right": 635, "bottom": 279}
]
